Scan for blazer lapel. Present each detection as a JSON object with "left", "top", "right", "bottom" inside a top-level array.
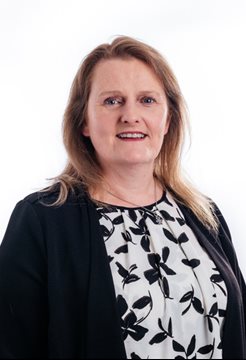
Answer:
[
  {"left": 179, "top": 204, "right": 246, "bottom": 358},
  {"left": 85, "top": 201, "right": 126, "bottom": 359}
]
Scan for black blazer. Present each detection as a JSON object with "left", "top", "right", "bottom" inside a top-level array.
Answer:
[{"left": 0, "top": 189, "right": 245, "bottom": 359}]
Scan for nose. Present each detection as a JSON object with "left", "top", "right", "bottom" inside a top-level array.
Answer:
[{"left": 120, "top": 101, "right": 140, "bottom": 124}]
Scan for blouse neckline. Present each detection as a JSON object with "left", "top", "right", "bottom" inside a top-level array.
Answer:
[{"left": 93, "top": 190, "right": 167, "bottom": 211}]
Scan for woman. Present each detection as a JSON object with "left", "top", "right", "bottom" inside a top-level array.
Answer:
[{"left": 0, "top": 36, "right": 245, "bottom": 359}]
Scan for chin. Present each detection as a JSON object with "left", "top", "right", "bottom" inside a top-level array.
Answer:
[
  {"left": 125, "top": 151, "right": 155, "bottom": 163},
  {"left": 118, "top": 156, "right": 154, "bottom": 166}
]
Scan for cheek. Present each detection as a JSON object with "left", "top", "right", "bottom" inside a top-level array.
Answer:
[
  {"left": 152, "top": 105, "right": 168, "bottom": 128},
  {"left": 93, "top": 121, "right": 110, "bottom": 138},
  {"left": 84, "top": 117, "right": 112, "bottom": 148},
  {"left": 156, "top": 115, "right": 169, "bottom": 137},
  {"left": 82, "top": 112, "right": 104, "bottom": 138}
]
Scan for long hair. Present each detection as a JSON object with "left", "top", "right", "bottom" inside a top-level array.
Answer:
[{"left": 46, "top": 35, "right": 218, "bottom": 232}]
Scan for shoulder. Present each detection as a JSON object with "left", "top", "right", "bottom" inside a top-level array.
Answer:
[
  {"left": 3, "top": 185, "right": 95, "bottom": 244},
  {"left": 184, "top": 198, "right": 243, "bottom": 272},
  {"left": 177, "top": 194, "right": 231, "bottom": 240},
  {"left": 21, "top": 184, "right": 88, "bottom": 207},
  {"left": 211, "top": 201, "right": 232, "bottom": 240},
  {"left": 22, "top": 190, "right": 58, "bottom": 205},
  {"left": 8, "top": 185, "right": 92, "bottom": 230}
]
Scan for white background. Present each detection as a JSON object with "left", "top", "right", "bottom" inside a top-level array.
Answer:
[{"left": 0, "top": 0, "right": 245, "bottom": 276}]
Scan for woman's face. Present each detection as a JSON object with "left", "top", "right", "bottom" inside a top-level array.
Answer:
[{"left": 83, "top": 58, "right": 169, "bottom": 171}]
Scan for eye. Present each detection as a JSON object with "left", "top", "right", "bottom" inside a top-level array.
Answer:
[
  {"left": 141, "top": 96, "right": 156, "bottom": 104},
  {"left": 104, "top": 97, "right": 123, "bottom": 105}
]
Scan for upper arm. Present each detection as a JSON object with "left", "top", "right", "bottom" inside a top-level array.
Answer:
[
  {"left": 213, "top": 201, "right": 246, "bottom": 331},
  {"left": 0, "top": 200, "right": 48, "bottom": 358}
]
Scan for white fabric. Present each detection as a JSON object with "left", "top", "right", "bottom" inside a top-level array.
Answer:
[{"left": 97, "top": 191, "right": 227, "bottom": 359}]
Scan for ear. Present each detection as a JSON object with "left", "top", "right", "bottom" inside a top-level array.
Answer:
[
  {"left": 163, "top": 113, "right": 171, "bottom": 135},
  {"left": 82, "top": 123, "right": 90, "bottom": 137}
]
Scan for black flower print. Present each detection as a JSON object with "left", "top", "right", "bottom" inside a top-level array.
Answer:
[
  {"left": 217, "top": 341, "right": 222, "bottom": 350},
  {"left": 112, "top": 214, "right": 124, "bottom": 225},
  {"left": 197, "top": 338, "right": 216, "bottom": 358},
  {"left": 122, "top": 312, "right": 148, "bottom": 341},
  {"left": 141, "top": 233, "right": 151, "bottom": 253},
  {"left": 178, "top": 232, "right": 189, "bottom": 244},
  {"left": 132, "top": 292, "right": 153, "bottom": 324},
  {"left": 122, "top": 229, "right": 135, "bottom": 244},
  {"left": 130, "top": 352, "right": 150, "bottom": 359},
  {"left": 176, "top": 207, "right": 186, "bottom": 226},
  {"left": 117, "top": 295, "right": 149, "bottom": 341},
  {"left": 210, "top": 271, "right": 227, "bottom": 296},
  {"left": 127, "top": 208, "right": 139, "bottom": 223},
  {"left": 163, "top": 228, "right": 178, "bottom": 244},
  {"left": 144, "top": 253, "right": 162, "bottom": 285},
  {"left": 182, "top": 258, "right": 201, "bottom": 269},
  {"left": 130, "top": 352, "right": 141, "bottom": 359},
  {"left": 115, "top": 243, "right": 128, "bottom": 255},
  {"left": 100, "top": 224, "right": 114, "bottom": 242},
  {"left": 179, "top": 285, "right": 204, "bottom": 315},
  {"left": 144, "top": 247, "right": 176, "bottom": 285},
  {"left": 205, "top": 302, "right": 220, "bottom": 332},
  {"left": 144, "top": 210, "right": 165, "bottom": 225},
  {"left": 97, "top": 209, "right": 119, "bottom": 241},
  {"left": 129, "top": 216, "right": 149, "bottom": 237},
  {"left": 173, "top": 334, "right": 196, "bottom": 359},
  {"left": 149, "top": 317, "right": 173, "bottom": 345},
  {"left": 161, "top": 247, "right": 177, "bottom": 275},
  {"left": 173, "top": 336, "right": 216, "bottom": 359},
  {"left": 96, "top": 190, "right": 227, "bottom": 359},
  {"left": 116, "top": 262, "right": 140, "bottom": 288},
  {"left": 159, "top": 276, "right": 174, "bottom": 299},
  {"left": 127, "top": 216, "right": 152, "bottom": 253},
  {"left": 163, "top": 192, "right": 174, "bottom": 206},
  {"left": 163, "top": 228, "right": 189, "bottom": 245},
  {"left": 114, "top": 230, "right": 136, "bottom": 254},
  {"left": 176, "top": 217, "right": 186, "bottom": 226},
  {"left": 96, "top": 205, "right": 117, "bottom": 217},
  {"left": 159, "top": 209, "right": 175, "bottom": 222}
]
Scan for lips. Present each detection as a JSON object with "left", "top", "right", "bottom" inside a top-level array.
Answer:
[{"left": 116, "top": 132, "right": 147, "bottom": 139}]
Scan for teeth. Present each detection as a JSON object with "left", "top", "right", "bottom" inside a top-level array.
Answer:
[{"left": 118, "top": 133, "right": 145, "bottom": 139}]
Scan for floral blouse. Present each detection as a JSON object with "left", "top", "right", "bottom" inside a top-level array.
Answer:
[{"left": 96, "top": 191, "right": 227, "bottom": 359}]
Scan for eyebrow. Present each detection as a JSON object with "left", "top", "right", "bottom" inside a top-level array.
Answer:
[{"left": 98, "top": 90, "right": 164, "bottom": 98}]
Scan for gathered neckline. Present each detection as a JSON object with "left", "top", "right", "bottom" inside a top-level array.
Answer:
[{"left": 93, "top": 190, "right": 167, "bottom": 211}]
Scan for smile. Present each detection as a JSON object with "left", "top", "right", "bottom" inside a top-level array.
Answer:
[{"left": 117, "top": 132, "right": 147, "bottom": 139}]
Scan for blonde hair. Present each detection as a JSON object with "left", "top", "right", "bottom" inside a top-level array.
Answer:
[{"left": 46, "top": 36, "right": 218, "bottom": 232}]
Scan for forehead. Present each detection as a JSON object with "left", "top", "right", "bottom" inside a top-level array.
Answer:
[{"left": 90, "top": 58, "right": 164, "bottom": 93}]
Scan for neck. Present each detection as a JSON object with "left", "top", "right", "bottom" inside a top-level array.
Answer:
[{"left": 91, "top": 163, "right": 163, "bottom": 207}]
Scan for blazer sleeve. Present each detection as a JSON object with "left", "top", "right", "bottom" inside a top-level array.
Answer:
[
  {"left": 213, "top": 203, "right": 246, "bottom": 333},
  {"left": 0, "top": 200, "right": 48, "bottom": 358}
]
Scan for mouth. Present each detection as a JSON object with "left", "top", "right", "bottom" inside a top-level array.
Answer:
[{"left": 116, "top": 132, "right": 147, "bottom": 140}]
